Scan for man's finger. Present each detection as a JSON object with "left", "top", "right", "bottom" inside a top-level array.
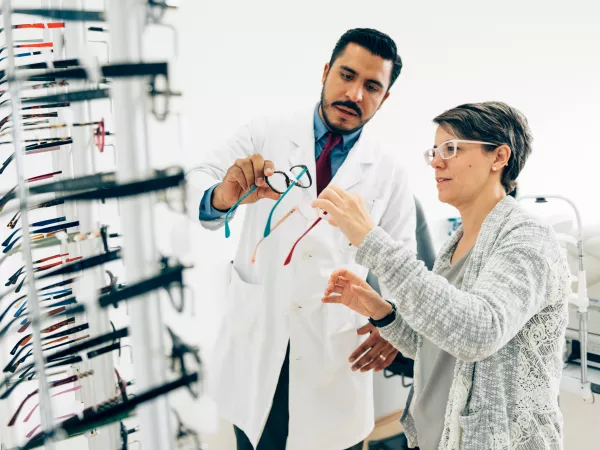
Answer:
[
  {"left": 353, "top": 343, "right": 386, "bottom": 371},
  {"left": 236, "top": 159, "right": 255, "bottom": 189},
  {"left": 374, "top": 350, "right": 398, "bottom": 372},
  {"left": 256, "top": 185, "right": 280, "bottom": 201},
  {"left": 229, "top": 165, "right": 248, "bottom": 191},
  {"left": 357, "top": 323, "right": 375, "bottom": 335},
  {"left": 249, "top": 154, "right": 266, "bottom": 186},
  {"left": 349, "top": 332, "right": 379, "bottom": 362},
  {"left": 264, "top": 159, "right": 275, "bottom": 177}
]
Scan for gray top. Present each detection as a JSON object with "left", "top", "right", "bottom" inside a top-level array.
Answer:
[
  {"left": 355, "top": 196, "right": 571, "bottom": 450},
  {"left": 412, "top": 247, "right": 472, "bottom": 450}
]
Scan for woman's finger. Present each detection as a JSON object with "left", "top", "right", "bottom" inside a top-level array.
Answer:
[
  {"left": 322, "top": 295, "right": 342, "bottom": 304},
  {"left": 320, "top": 185, "right": 345, "bottom": 205},
  {"left": 327, "top": 185, "right": 351, "bottom": 200},
  {"left": 312, "top": 198, "right": 344, "bottom": 218}
]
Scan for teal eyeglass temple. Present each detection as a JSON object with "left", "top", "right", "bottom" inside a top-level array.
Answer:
[
  {"left": 224, "top": 167, "right": 309, "bottom": 239},
  {"left": 263, "top": 167, "right": 308, "bottom": 238},
  {"left": 224, "top": 185, "right": 257, "bottom": 239}
]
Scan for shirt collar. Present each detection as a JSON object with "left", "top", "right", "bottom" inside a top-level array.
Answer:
[{"left": 313, "top": 104, "right": 362, "bottom": 152}]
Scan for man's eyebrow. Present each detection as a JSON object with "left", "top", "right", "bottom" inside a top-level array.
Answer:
[{"left": 339, "top": 65, "right": 385, "bottom": 89}]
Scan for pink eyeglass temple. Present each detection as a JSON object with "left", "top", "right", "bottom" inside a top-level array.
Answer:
[
  {"left": 250, "top": 206, "right": 300, "bottom": 264},
  {"left": 24, "top": 385, "right": 82, "bottom": 423}
]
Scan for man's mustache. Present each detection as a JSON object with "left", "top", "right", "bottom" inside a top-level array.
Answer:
[{"left": 331, "top": 101, "right": 362, "bottom": 119}]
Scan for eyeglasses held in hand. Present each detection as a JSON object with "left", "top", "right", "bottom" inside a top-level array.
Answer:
[
  {"left": 262, "top": 165, "right": 312, "bottom": 238},
  {"left": 424, "top": 139, "right": 499, "bottom": 165},
  {"left": 251, "top": 202, "right": 327, "bottom": 264},
  {"left": 224, "top": 165, "right": 311, "bottom": 239},
  {"left": 283, "top": 209, "right": 330, "bottom": 266}
]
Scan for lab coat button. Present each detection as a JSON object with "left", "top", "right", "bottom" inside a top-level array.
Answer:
[
  {"left": 291, "top": 303, "right": 301, "bottom": 311},
  {"left": 302, "top": 252, "right": 312, "bottom": 260}
]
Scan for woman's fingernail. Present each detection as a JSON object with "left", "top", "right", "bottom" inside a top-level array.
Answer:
[{"left": 349, "top": 358, "right": 355, "bottom": 363}]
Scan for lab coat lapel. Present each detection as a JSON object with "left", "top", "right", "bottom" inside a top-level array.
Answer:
[
  {"left": 288, "top": 108, "right": 318, "bottom": 200},
  {"left": 330, "top": 132, "right": 375, "bottom": 192}
]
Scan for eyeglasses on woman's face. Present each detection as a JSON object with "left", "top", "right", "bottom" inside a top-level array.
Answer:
[{"left": 424, "top": 139, "right": 499, "bottom": 165}]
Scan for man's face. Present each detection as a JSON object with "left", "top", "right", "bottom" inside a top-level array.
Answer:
[{"left": 320, "top": 43, "right": 392, "bottom": 134}]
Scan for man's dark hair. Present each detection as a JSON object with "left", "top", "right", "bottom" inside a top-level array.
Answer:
[
  {"left": 433, "top": 102, "right": 533, "bottom": 194},
  {"left": 329, "top": 28, "right": 402, "bottom": 89}
]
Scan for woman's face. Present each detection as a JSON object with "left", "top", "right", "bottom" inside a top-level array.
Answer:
[{"left": 431, "top": 125, "right": 500, "bottom": 208}]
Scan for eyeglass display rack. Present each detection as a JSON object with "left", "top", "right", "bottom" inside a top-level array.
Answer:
[{"left": 0, "top": 1, "right": 193, "bottom": 449}]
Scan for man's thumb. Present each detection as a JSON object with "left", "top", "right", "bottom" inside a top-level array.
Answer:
[{"left": 258, "top": 186, "right": 281, "bottom": 201}]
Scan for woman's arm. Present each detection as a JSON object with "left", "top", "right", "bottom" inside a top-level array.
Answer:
[{"left": 357, "top": 222, "right": 565, "bottom": 362}]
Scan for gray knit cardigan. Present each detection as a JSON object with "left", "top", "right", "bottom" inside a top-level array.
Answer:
[{"left": 356, "top": 196, "right": 571, "bottom": 450}]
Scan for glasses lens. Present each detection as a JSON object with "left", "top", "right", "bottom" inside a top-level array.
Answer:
[
  {"left": 424, "top": 150, "right": 433, "bottom": 165},
  {"left": 298, "top": 202, "right": 319, "bottom": 221},
  {"left": 290, "top": 166, "right": 311, "bottom": 188},
  {"left": 439, "top": 142, "right": 457, "bottom": 159},
  {"left": 267, "top": 172, "right": 288, "bottom": 194}
]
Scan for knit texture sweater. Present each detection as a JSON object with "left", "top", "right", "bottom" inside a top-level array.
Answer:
[{"left": 356, "top": 196, "right": 571, "bottom": 450}]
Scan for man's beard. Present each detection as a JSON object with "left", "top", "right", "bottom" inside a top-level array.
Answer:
[{"left": 319, "top": 86, "right": 367, "bottom": 135}]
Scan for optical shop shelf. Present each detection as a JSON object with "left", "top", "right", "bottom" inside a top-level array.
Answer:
[{"left": 0, "top": 1, "right": 202, "bottom": 450}]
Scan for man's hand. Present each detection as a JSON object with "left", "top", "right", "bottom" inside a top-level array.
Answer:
[
  {"left": 349, "top": 323, "right": 398, "bottom": 372},
  {"left": 212, "top": 154, "right": 280, "bottom": 211}
]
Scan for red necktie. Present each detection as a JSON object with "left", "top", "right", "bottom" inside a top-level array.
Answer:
[{"left": 316, "top": 132, "right": 342, "bottom": 196}]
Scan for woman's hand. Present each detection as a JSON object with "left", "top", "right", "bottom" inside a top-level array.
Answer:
[
  {"left": 322, "top": 269, "right": 393, "bottom": 320},
  {"left": 312, "top": 185, "right": 376, "bottom": 247}
]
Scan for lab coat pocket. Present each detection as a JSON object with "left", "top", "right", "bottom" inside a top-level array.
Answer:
[
  {"left": 225, "top": 264, "right": 263, "bottom": 337},
  {"left": 323, "top": 304, "right": 359, "bottom": 374}
]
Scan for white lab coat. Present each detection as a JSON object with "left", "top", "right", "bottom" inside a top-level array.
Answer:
[{"left": 187, "top": 106, "right": 416, "bottom": 450}]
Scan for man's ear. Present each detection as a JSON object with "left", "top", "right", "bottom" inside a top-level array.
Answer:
[
  {"left": 378, "top": 91, "right": 391, "bottom": 110},
  {"left": 322, "top": 63, "right": 330, "bottom": 85}
]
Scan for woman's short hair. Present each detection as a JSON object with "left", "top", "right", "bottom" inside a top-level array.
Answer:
[{"left": 433, "top": 101, "right": 533, "bottom": 194}]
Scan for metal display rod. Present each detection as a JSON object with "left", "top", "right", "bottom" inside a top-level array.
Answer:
[
  {"left": 106, "top": 0, "right": 174, "bottom": 449},
  {"left": 1, "top": 1, "right": 56, "bottom": 449}
]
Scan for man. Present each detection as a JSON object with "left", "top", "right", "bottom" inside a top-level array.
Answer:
[{"left": 188, "top": 28, "right": 416, "bottom": 450}]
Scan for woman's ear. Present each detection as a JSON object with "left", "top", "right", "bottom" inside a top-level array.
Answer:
[{"left": 494, "top": 144, "right": 511, "bottom": 168}]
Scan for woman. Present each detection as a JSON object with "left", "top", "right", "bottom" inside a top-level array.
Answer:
[{"left": 313, "top": 102, "right": 571, "bottom": 450}]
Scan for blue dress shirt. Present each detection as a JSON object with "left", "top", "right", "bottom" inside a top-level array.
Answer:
[{"left": 199, "top": 105, "right": 362, "bottom": 221}]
